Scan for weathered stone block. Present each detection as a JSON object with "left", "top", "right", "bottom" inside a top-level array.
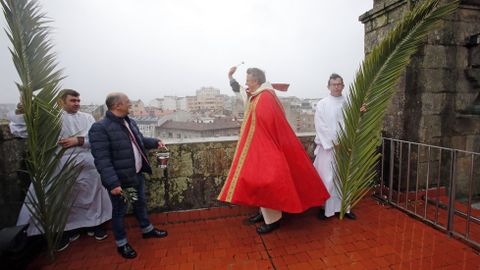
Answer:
[
  {"left": 419, "top": 115, "right": 443, "bottom": 139},
  {"left": 167, "top": 176, "right": 193, "bottom": 208},
  {"left": 457, "top": 6, "right": 480, "bottom": 23},
  {"left": 364, "top": 26, "right": 392, "bottom": 54},
  {"left": 426, "top": 21, "right": 456, "bottom": 46},
  {"left": 0, "top": 124, "right": 15, "bottom": 141},
  {"left": 466, "top": 135, "right": 480, "bottom": 152},
  {"left": 373, "top": 14, "right": 389, "bottom": 29},
  {"left": 455, "top": 93, "right": 478, "bottom": 111},
  {"left": 456, "top": 69, "right": 476, "bottom": 93},
  {"left": 452, "top": 115, "right": 480, "bottom": 134},
  {"left": 193, "top": 144, "right": 235, "bottom": 176},
  {"left": 387, "top": 7, "right": 407, "bottom": 24},
  {"left": 382, "top": 114, "right": 406, "bottom": 139},
  {"left": 167, "top": 146, "right": 193, "bottom": 177},
  {"left": 417, "top": 68, "right": 455, "bottom": 93},
  {"left": 451, "top": 135, "right": 468, "bottom": 151},
  {"left": 454, "top": 153, "right": 476, "bottom": 197},
  {"left": 364, "top": 20, "right": 374, "bottom": 34},
  {"left": 421, "top": 45, "right": 449, "bottom": 69},
  {"left": 469, "top": 46, "right": 480, "bottom": 67},
  {"left": 145, "top": 179, "right": 166, "bottom": 211},
  {"left": 451, "top": 21, "right": 480, "bottom": 45},
  {"left": 455, "top": 47, "right": 470, "bottom": 69},
  {"left": 421, "top": 93, "right": 448, "bottom": 114}
]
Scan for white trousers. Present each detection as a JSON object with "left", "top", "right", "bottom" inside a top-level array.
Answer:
[
  {"left": 260, "top": 207, "right": 282, "bottom": 224},
  {"left": 313, "top": 145, "right": 350, "bottom": 217}
]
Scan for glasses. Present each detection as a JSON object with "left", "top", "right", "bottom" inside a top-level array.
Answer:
[{"left": 330, "top": 83, "right": 344, "bottom": 87}]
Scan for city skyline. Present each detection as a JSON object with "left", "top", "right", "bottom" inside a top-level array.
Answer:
[{"left": 0, "top": 0, "right": 372, "bottom": 104}]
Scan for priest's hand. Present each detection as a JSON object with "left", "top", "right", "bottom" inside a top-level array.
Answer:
[
  {"left": 59, "top": 137, "right": 79, "bottom": 148},
  {"left": 111, "top": 186, "right": 122, "bottom": 195},
  {"left": 228, "top": 66, "right": 237, "bottom": 80},
  {"left": 157, "top": 139, "right": 166, "bottom": 149}
]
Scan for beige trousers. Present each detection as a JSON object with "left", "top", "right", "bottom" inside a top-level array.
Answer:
[{"left": 260, "top": 207, "right": 282, "bottom": 224}]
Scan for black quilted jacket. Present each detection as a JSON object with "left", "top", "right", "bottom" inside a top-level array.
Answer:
[{"left": 89, "top": 110, "right": 158, "bottom": 191}]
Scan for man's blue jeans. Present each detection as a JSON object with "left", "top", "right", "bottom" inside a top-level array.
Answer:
[{"left": 109, "top": 174, "right": 153, "bottom": 247}]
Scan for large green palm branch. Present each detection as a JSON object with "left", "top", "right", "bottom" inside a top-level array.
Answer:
[
  {"left": 2, "top": 0, "right": 80, "bottom": 260},
  {"left": 334, "top": 0, "right": 459, "bottom": 219}
]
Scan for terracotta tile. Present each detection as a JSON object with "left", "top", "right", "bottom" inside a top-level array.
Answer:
[
  {"left": 282, "top": 254, "right": 300, "bottom": 265},
  {"left": 321, "top": 254, "right": 349, "bottom": 267},
  {"left": 116, "top": 262, "right": 133, "bottom": 270},
  {"left": 287, "top": 262, "right": 313, "bottom": 270},
  {"left": 342, "top": 262, "right": 369, "bottom": 270},
  {"left": 86, "top": 264, "right": 118, "bottom": 270},
  {"left": 372, "top": 257, "right": 392, "bottom": 268},
  {"left": 164, "top": 264, "right": 180, "bottom": 270},
  {"left": 358, "top": 258, "right": 380, "bottom": 269}
]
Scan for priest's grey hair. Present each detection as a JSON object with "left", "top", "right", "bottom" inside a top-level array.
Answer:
[{"left": 247, "top": 68, "right": 266, "bottom": 85}]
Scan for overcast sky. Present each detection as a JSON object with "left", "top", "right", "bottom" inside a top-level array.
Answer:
[{"left": 0, "top": 0, "right": 372, "bottom": 105}]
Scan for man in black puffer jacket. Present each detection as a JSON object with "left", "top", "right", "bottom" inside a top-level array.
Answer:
[{"left": 89, "top": 92, "right": 168, "bottom": 259}]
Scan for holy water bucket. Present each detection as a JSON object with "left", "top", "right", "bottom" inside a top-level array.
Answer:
[{"left": 156, "top": 152, "right": 170, "bottom": 168}]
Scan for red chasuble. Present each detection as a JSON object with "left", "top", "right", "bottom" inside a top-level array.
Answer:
[{"left": 218, "top": 89, "right": 330, "bottom": 213}]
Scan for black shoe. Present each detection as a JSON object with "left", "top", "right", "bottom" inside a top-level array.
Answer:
[
  {"left": 256, "top": 221, "right": 280, "bottom": 234},
  {"left": 317, "top": 209, "right": 327, "bottom": 220},
  {"left": 344, "top": 212, "right": 357, "bottom": 220},
  {"left": 117, "top": 243, "right": 137, "bottom": 259},
  {"left": 142, "top": 228, "right": 168, "bottom": 239},
  {"left": 56, "top": 235, "right": 70, "bottom": 252},
  {"left": 87, "top": 227, "right": 108, "bottom": 241},
  {"left": 69, "top": 232, "right": 80, "bottom": 242},
  {"left": 247, "top": 213, "right": 264, "bottom": 224}
]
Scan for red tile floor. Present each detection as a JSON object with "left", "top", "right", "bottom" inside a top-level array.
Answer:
[{"left": 29, "top": 197, "right": 480, "bottom": 270}]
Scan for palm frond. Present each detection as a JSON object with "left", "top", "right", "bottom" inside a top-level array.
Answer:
[
  {"left": 334, "top": 0, "right": 459, "bottom": 219},
  {"left": 2, "top": 0, "right": 80, "bottom": 260}
]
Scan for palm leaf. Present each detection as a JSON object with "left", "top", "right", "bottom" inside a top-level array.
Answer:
[
  {"left": 2, "top": 0, "right": 80, "bottom": 260},
  {"left": 333, "top": 0, "right": 459, "bottom": 219}
]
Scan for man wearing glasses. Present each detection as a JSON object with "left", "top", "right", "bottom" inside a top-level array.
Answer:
[{"left": 313, "top": 73, "right": 357, "bottom": 220}]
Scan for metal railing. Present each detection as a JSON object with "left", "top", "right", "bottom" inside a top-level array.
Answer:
[{"left": 375, "top": 137, "right": 480, "bottom": 250}]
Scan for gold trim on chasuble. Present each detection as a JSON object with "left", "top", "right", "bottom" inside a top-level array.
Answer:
[{"left": 222, "top": 95, "right": 261, "bottom": 202}]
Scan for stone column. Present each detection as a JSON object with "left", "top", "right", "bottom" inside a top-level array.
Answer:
[
  {"left": 360, "top": 0, "right": 480, "bottom": 196},
  {"left": 360, "top": 0, "right": 480, "bottom": 149}
]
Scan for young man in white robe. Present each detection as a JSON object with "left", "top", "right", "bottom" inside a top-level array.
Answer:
[
  {"left": 16, "top": 89, "right": 112, "bottom": 251},
  {"left": 313, "top": 73, "right": 356, "bottom": 220}
]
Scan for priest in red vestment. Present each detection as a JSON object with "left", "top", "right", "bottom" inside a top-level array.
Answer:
[{"left": 218, "top": 66, "right": 330, "bottom": 234}]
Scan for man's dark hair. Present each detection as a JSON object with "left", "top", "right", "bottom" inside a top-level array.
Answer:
[
  {"left": 105, "top": 93, "right": 123, "bottom": 110},
  {"left": 246, "top": 68, "right": 266, "bottom": 85},
  {"left": 59, "top": 89, "right": 80, "bottom": 101},
  {"left": 328, "top": 73, "right": 344, "bottom": 86}
]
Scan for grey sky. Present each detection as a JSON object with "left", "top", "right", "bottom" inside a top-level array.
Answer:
[{"left": 0, "top": 0, "right": 372, "bottom": 105}]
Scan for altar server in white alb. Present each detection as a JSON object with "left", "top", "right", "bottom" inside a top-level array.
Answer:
[
  {"left": 313, "top": 73, "right": 357, "bottom": 220},
  {"left": 17, "top": 89, "right": 112, "bottom": 251}
]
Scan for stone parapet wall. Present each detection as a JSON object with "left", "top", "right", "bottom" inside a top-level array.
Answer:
[
  {"left": 144, "top": 134, "right": 317, "bottom": 212},
  {"left": 0, "top": 123, "right": 316, "bottom": 227},
  {"left": 0, "top": 124, "right": 29, "bottom": 228}
]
